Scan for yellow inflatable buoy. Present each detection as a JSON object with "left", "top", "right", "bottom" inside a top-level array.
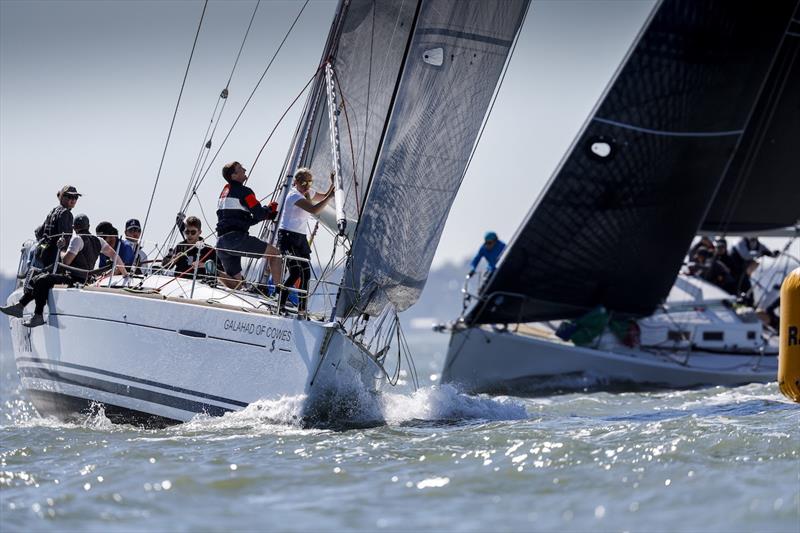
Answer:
[{"left": 778, "top": 267, "right": 800, "bottom": 402}]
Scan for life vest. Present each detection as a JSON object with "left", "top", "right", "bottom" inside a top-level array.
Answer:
[
  {"left": 69, "top": 233, "right": 102, "bottom": 282},
  {"left": 36, "top": 206, "right": 73, "bottom": 268}
]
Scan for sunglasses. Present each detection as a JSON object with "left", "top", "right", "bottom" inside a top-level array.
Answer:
[
  {"left": 184, "top": 229, "right": 199, "bottom": 236},
  {"left": 64, "top": 194, "right": 79, "bottom": 200},
  {"left": 299, "top": 179, "right": 313, "bottom": 186}
]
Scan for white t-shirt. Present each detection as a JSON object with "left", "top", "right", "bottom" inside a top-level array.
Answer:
[
  {"left": 279, "top": 188, "right": 313, "bottom": 234},
  {"left": 66, "top": 234, "right": 84, "bottom": 254}
]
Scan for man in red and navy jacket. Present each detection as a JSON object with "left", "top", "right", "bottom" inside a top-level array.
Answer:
[{"left": 215, "top": 161, "right": 281, "bottom": 289}]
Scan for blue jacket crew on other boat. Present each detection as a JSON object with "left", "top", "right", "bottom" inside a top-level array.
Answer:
[
  {"left": 277, "top": 168, "right": 334, "bottom": 314},
  {"left": 215, "top": 161, "right": 282, "bottom": 290},
  {"left": 95, "top": 221, "right": 136, "bottom": 268},
  {"left": 34, "top": 185, "right": 81, "bottom": 269},
  {"left": 1, "top": 214, "right": 127, "bottom": 328},
  {"left": 468, "top": 231, "right": 506, "bottom": 278}
]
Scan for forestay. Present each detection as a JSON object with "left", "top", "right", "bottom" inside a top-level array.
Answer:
[
  {"left": 468, "top": 0, "right": 799, "bottom": 325},
  {"left": 701, "top": 2, "right": 800, "bottom": 234},
  {"left": 335, "top": 0, "right": 529, "bottom": 317}
]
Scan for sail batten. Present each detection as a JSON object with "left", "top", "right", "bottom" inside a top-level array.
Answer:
[{"left": 468, "top": 0, "right": 799, "bottom": 326}]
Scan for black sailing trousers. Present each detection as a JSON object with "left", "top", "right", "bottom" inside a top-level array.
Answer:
[
  {"left": 19, "top": 273, "right": 74, "bottom": 315},
  {"left": 277, "top": 229, "right": 311, "bottom": 312}
]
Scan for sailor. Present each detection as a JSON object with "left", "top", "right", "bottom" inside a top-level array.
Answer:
[
  {"left": 123, "top": 218, "right": 148, "bottom": 271},
  {"left": 1, "top": 214, "right": 127, "bottom": 327},
  {"left": 95, "top": 221, "right": 136, "bottom": 268},
  {"left": 277, "top": 168, "right": 334, "bottom": 314},
  {"left": 688, "top": 236, "right": 714, "bottom": 262},
  {"left": 729, "top": 237, "right": 779, "bottom": 299},
  {"left": 215, "top": 161, "right": 281, "bottom": 290},
  {"left": 163, "top": 215, "right": 226, "bottom": 279},
  {"left": 468, "top": 231, "right": 506, "bottom": 279},
  {"left": 33, "top": 185, "right": 81, "bottom": 269}
]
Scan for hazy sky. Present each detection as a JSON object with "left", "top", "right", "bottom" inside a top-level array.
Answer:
[{"left": 0, "top": 0, "right": 658, "bottom": 275}]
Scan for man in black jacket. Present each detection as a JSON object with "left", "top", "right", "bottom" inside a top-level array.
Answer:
[
  {"left": 34, "top": 185, "right": 81, "bottom": 269},
  {"left": 215, "top": 161, "right": 281, "bottom": 289},
  {"left": 1, "top": 214, "right": 126, "bottom": 327}
]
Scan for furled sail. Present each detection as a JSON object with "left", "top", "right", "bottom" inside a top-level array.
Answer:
[
  {"left": 701, "top": 4, "right": 800, "bottom": 233},
  {"left": 468, "top": 0, "right": 799, "bottom": 325},
  {"left": 287, "top": 0, "right": 418, "bottom": 239},
  {"left": 334, "top": 0, "right": 530, "bottom": 317}
]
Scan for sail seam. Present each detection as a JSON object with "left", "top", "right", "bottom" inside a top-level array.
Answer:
[
  {"left": 592, "top": 118, "right": 743, "bottom": 138},
  {"left": 415, "top": 27, "right": 514, "bottom": 47}
]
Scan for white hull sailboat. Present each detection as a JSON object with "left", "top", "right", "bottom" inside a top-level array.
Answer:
[
  {"left": 7, "top": 274, "right": 380, "bottom": 426},
  {"left": 441, "top": 275, "right": 778, "bottom": 394},
  {"left": 8, "top": 0, "right": 530, "bottom": 425},
  {"left": 440, "top": 0, "right": 798, "bottom": 395}
]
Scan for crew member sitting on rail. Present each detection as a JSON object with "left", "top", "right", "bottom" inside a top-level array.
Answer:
[
  {"left": 95, "top": 221, "right": 136, "bottom": 268},
  {"left": 124, "top": 218, "right": 148, "bottom": 272},
  {"left": 277, "top": 168, "right": 334, "bottom": 314},
  {"left": 468, "top": 231, "right": 506, "bottom": 279},
  {"left": 0, "top": 214, "right": 127, "bottom": 328},
  {"left": 163, "top": 216, "right": 225, "bottom": 280},
  {"left": 33, "top": 185, "right": 81, "bottom": 269},
  {"left": 215, "top": 161, "right": 281, "bottom": 290}
]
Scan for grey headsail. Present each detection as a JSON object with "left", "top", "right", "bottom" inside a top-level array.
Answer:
[
  {"left": 335, "top": 0, "right": 530, "bottom": 317},
  {"left": 468, "top": 0, "right": 799, "bottom": 326},
  {"left": 286, "top": 0, "right": 419, "bottom": 239},
  {"left": 701, "top": 3, "right": 800, "bottom": 234}
]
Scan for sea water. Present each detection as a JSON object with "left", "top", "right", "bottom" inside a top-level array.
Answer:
[{"left": 1, "top": 332, "right": 798, "bottom": 532}]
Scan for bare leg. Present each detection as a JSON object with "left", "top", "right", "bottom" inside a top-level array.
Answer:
[{"left": 265, "top": 244, "right": 282, "bottom": 286}]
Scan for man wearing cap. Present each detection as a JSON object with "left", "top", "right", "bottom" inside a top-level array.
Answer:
[
  {"left": 95, "top": 221, "right": 136, "bottom": 268},
  {"left": 215, "top": 161, "right": 281, "bottom": 290},
  {"left": 1, "top": 214, "right": 127, "bottom": 327},
  {"left": 124, "top": 218, "right": 148, "bottom": 271},
  {"left": 468, "top": 231, "right": 506, "bottom": 279},
  {"left": 33, "top": 185, "right": 81, "bottom": 269}
]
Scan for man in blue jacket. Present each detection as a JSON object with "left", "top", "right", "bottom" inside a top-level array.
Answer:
[{"left": 468, "top": 231, "right": 506, "bottom": 278}]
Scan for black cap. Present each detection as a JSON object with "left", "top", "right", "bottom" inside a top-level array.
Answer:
[
  {"left": 73, "top": 214, "right": 90, "bottom": 231},
  {"left": 57, "top": 185, "right": 82, "bottom": 199},
  {"left": 95, "top": 221, "right": 118, "bottom": 237},
  {"left": 125, "top": 218, "right": 142, "bottom": 231}
]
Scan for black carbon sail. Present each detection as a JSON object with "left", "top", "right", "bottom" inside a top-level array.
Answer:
[
  {"left": 701, "top": 4, "right": 800, "bottom": 233},
  {"left": 468, "top": 0, "right": 799, "bottom": 325}
]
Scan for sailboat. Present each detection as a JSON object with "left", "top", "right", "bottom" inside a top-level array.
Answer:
[
  {"left": 6, "top": 0, "right": 530, "bottom": 426},
  {"left": 439, "top": 0, "right": 800, "bottom": 394}
]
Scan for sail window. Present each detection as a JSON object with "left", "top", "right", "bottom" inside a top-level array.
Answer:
[
  {"left": 423, "top": 48, "right": 444, "bottom": 67},
  {"left": 587, "top": 136, "right": 614, "bottom": 160}
]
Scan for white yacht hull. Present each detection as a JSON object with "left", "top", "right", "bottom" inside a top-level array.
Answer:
[
  {"left": 7, "top": 283, "right": 381, "bottom": 426},
  {"left": 441, "top": 326, "right": 777, "bottom": 394}
]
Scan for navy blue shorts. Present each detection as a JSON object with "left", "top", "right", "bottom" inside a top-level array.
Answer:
[{"left": 216, "top": 232, "right": 268, "bottom": 276}]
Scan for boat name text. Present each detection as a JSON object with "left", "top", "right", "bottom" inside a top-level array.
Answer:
[{"left": 223, "top": 320, "right": 292, "bottom": 341}]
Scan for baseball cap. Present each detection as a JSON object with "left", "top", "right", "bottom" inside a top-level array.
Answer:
[
  {"left": 73, "top": 213, "right": 90, "bottom": 231},
  {"left": 57, "top": 185, "right": 82, "bottom": 199},
  {"left": 125, "top": 218, "right": 142, "bottom": 232}
]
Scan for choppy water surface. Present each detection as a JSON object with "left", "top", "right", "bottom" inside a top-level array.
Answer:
[{"left": 1, "top": 333, "right": 798, "bottom": 532}]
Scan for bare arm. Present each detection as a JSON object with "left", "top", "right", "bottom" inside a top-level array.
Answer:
[
  {"left": 295, "top": 190, "right": 333, "bottom": 216},
  {"left": 101, "top": 242, "right": 129, "bottom": 276}
]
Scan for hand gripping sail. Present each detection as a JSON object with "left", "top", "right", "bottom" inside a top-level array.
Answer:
[{"left": 467, "top": 0, "right": 800, "bottom": 325}]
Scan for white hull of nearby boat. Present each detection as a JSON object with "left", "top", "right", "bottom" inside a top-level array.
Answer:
[
  {"left": 441, "top": 326, "right": 777, "bottom": 394},
  {"left": 7, "top": 278, "right": 381, "bottom": 426},
  {"left": 440, "top": 276, "right": 778, "bottom": 394}
]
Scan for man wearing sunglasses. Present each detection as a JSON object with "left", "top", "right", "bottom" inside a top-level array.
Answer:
[
  {"left": 216, "top": 161, "right": 281, "bottom": 290},
  {"left": 124, "top": 218, "right": 148, "bottom": 272},
  {"left": 33, "top": 185, "right": 81, "bottom": 270},
  {"left": 163, "top": 216, "right": 222, "bottom": 277}
]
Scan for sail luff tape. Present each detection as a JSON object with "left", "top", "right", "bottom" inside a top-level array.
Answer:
[{"left": 778, "top": 267, "right": 800, "bottom": 403}]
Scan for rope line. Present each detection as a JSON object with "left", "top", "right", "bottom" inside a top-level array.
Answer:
[
  {"left": 140, "top": 0, "right": 208, "bottom": 248},
  {"left": 192, "top": 0, "right": 311, "bottom": 193}
]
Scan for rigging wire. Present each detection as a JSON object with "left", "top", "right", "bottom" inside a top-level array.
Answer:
[
  {"left": 179, "top": 0, "right": 262, "bottom": 214},
  {"left": 191, "top": 0, "right": 311, "bottom": 194},
  {"left": 140, "top": 0, "right": 208, "bottom": 248}
]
